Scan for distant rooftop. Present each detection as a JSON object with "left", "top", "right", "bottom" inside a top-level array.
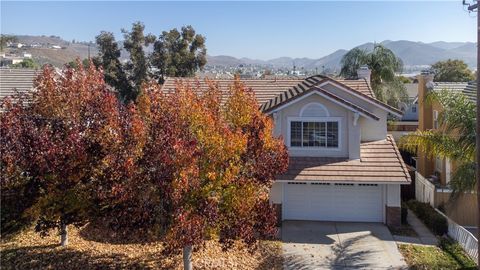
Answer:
[
  {"left": 432, "top": 81, "right": 477, "bottom": 102},
  {"left": 0, "top": 68, "right": 38, "bottom": 103}
]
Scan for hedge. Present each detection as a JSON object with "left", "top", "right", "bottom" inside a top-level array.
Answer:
[{"left": 407, "top": 200, "right": 448, "bottom": 236}]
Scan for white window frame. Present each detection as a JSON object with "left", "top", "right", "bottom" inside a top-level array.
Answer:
[
  {"left": 299, "top": 102, "right": 330, "bottom": 117},
  {"left": 287, "top": 116, "right": 342, "bottom": 151}
]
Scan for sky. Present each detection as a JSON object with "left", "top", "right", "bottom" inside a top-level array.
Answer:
[{"left": 1, "top": 1, "right": 477, "bottom": 60}]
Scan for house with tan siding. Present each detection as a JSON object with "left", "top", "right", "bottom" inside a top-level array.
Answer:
[{"left": 415, "top": 73, "right": 478, "bottom": 227}]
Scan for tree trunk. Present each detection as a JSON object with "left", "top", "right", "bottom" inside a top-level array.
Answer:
[
  {"left": 60, "top": 219, "right": 68, "bottom": 247},
  {"left": 182, "top": 245, "right": 193, "bottom": 270}
]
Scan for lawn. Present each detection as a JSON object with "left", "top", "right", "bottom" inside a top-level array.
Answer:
[
  {"left": 0, "top": 224, "right": 283, "bottom": 270},
  {"left": 398, "top": 239, "right": 477, "bottom": 270}
]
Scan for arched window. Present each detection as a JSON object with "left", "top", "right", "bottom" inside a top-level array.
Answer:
[{"left": 300, "top": 102, "right": 329, "bottom": 117}]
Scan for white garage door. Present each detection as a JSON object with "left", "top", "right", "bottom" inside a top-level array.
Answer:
[{"left": 283, "top": 182, "right": 383, "bottom": 222}]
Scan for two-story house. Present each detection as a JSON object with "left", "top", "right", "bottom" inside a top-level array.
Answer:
[
  {"left": 162, "top": 69, "right": 411, "bottom": 227},
  {"left": 388, "top": 83, "right": 419, "bottom": 142},
  {"left": 415, "top": 73, "right": 477, "bottom": 227}
]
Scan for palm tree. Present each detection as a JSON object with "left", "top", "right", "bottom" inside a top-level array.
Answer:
[
  {"left": 399, "top": 89, "right": 476, "bottom": 193},
  {"left": 340, "top": 44, "right": 407, "bottom": 107}
]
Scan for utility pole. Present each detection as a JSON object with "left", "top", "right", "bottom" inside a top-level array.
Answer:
[{"left": 465, "top": 0, "right": 480, "bottom": 267}]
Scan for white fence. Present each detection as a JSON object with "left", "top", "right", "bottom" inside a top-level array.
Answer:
[
  {"left": 415, "top": 172, "right": 435, "bottom": 207},
  {"left": 435, "top": 209, "right": 478, "bottom": 263}
]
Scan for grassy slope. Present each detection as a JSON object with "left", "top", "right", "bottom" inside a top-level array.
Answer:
[{"left": 399, "top": 240, "right": 476, "bottom": 270}]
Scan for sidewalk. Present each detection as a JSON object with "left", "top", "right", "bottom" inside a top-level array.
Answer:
[{"left": 394, "top": 209, "right": 438, "bottom": 246}]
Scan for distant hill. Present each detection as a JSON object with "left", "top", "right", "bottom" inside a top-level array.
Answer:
[
  {"left": 207, "top": 40, "right": 477, "bottom": 71},
  {"left": 3, "top": 35, "right": 99, "bottom": 67},
  {"left": 4, "top": 36, "right": 476, "bottom": 71}
]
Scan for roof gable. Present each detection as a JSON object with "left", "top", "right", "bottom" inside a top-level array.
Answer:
[{"left": 261, "top": 75, "right": 403, "bottom": 117}]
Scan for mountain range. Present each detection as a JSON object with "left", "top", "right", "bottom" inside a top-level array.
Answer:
[
  {"left": 206, "top": 40, "right": 477, "bottom": 71},
  {"left": 6, "top": 36, "right": 476, "bottom": 71}
]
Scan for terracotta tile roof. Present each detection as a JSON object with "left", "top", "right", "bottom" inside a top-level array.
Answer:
[
  {"left": 0, "top": 68, "right": 37, "bottom": 102},
  {"left": 160, "top": 76, "right": 377, "bottom": 111},
  {"left": 337, "top": 78, "right": 374, "bottom": 97},
  {"left": 277, "top": 135, "right": 411, "bottom": 184},
  {"left": 161, "top": 77, "right": 304, "bottom": 105},
  {"left": 433, "top": 81, "right": 477, "bottom": 103}
]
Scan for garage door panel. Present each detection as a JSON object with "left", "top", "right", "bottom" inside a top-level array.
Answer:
[{"left": 283, "top": 183, "right": 383, "bottom": 222}]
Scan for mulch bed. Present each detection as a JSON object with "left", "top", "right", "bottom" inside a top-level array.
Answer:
[{"left": 1, "top": 224, "right": 283, "bottom": 270}]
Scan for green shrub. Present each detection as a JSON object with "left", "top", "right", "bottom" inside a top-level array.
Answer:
[
  {"left": 406, "top": 200, "right": 448, "bottom": 236},
  {"left": 439, "top": 237, "right": 477, "bottom": 269}
]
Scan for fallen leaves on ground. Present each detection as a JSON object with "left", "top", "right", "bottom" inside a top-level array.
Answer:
[{"left": 1, "top": 224, "right": 283, "bottom": 269}]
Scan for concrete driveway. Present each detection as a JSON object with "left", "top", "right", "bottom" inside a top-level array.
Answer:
[{"left": 282, "top": 221, "right": 407, "bottom": 269}]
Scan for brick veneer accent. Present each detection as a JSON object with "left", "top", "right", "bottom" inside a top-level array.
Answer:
[
  {"left": 273, "top": 203, "right": 282, "bottom": 226},
  {"left": 386, "top": 206, "right": 401, "bottom": 227}
]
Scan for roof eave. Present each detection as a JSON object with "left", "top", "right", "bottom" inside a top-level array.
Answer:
[
  {"left": 274, "top": 179, "right": 411, "bottom": 185},
  {"left": 263, "top": 87, "right": 380, "bottom": 121}
]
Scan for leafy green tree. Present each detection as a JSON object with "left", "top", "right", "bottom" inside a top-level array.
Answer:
[
  {"left": 0, "top": 35, "right": 17, "bottom": 51},
  {"left": 378, "top": 77, "right": 409, "bottom": 107},
  {"left": 66, "top": 58, "right": 91, "bottom": 69},
  {"left": 431, "top": 59, "right": 475, "bottom": 82},
  {"left": 95, "top": 31, "right": 132, "bottom": 103},
  {"left": 340, "top": 45, "right": 406, "bottom": 107},
  {"left": 122, "top": 22, "right": 156, "bottom": 101},
  {"left": 11, "top": 58, "right": 39, "bottom": 69},
  {"left": 151, "top": 25, "right": 207, "bottom": 83},
  {"left": 400, "top": 90, "right": 476, "bottom": 192},
  {"left": 340, "top": 48, "right": 367, "bottom": 80},
  {"left": 397, "top": 75, "right": 412, "bottom": 84},
  {"left": 94, "top": 22, "right": 206, "bottom": 102}
]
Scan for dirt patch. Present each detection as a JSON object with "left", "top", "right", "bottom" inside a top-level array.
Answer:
[
  {"left": 1, "top": 225, "right": 283, "bottom": 269},
  {"left": 389, "top": 224, "right": 418, "bottom": 237}
]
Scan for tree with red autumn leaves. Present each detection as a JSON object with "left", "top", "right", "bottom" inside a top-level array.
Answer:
[
  {"left": 1, "top": 61, "right": 123, "bottom": 246},
  {"left": 134, "top": 79, "right": 289, "bottom": 269},
  {"left": 1, "top": 62, "right": 288, "bottom": 269}
]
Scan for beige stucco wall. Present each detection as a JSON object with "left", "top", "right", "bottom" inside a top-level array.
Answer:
[
  {"left": 320, "top": 83, "right": 388, "bottom": 142},
  {"left": 386, "top": 184, "right": 401, "bottom": 207},
  {"left": 358, "top": 108, "right": 388, "bottom": 141}
]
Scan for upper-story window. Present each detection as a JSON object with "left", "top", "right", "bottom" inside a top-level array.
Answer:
[
  {"left": 411, "top": 106, "right": 417, "bottom": 113},
  {"left": 288, "top": 103, "right": 340, "bottom": 149},
  {"left": 290, "top": 120, "right": 339, "bottom": 147}
]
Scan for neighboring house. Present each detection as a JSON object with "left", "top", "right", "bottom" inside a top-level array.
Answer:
[
  {"left": 399, "top": 83, "right": 419, "bottom": 121},
  {"left": 162, "top": 69, "right": 411, "bottom": 227},
  {"left": 388, "top": 83, "right": 419, "bottom": 142},
  {"left": 415, "top": 73, "right": 478, "bottom": 226},
  {"left": 0, "top": 68, "right": 38, "bottom": 104}
]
